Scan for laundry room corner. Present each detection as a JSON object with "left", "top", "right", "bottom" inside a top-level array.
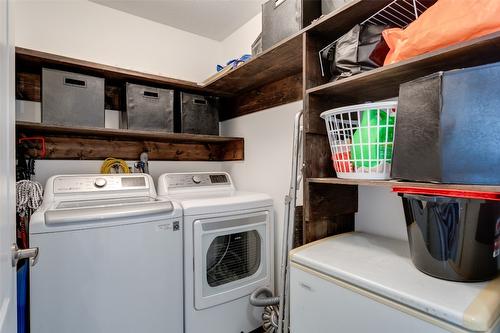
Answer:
[
  {"left": 13, "top": 0, "right": 226, "bottom": 185},
  {"left": 7, "top": 1, "right": 500, "bottom": 332}
]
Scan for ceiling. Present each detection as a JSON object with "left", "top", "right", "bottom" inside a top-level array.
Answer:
[{"left": 91, "top": 0, "right": 262, "bottom": 41}]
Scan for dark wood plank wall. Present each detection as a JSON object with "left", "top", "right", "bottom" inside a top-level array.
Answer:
[
  {"left": 17, "top": 122, "right": 244, "bottom": 161},
  {"left": 221, "top": 73, "right": 303, "bottom": 121},
  {"left": 302, "top": 32, "right": 357, "bottom": 244}
]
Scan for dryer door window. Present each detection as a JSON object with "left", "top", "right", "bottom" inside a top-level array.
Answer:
[
  {"left": 206, "top": 230, "right": 261, "bottom": 287},
  {"left": 193, "top": 210, "right": 272, "bottom": 310}
]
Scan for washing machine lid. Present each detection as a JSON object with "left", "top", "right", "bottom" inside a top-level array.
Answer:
[
  {"left": 167, "top": 190, "right": 272, "bottom": 216},
  {"left": 290, "top": 232, "right": 500, "bottom": 332},
  {"left": 30, "top": 174, "right": 182, "bottom": 234}
]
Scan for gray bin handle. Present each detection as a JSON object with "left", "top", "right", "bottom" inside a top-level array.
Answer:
[
  {"left": 143, "top": 90, "right": 159, "bottom": 99},
  {"left": 64, "top": 77, "right": 87, "bottom": 88}
]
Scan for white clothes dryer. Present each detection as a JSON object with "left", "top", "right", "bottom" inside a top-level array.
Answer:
[
  {"left": 30, "top": 174, "right": 183, "bottom": 333},
  {"left": 157, "top": 172, "right": 274, "bottom": 333}
]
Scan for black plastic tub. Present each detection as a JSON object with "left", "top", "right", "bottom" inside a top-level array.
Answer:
[{"left": 395, "top": 188, "right": 499, "bottom": 282}]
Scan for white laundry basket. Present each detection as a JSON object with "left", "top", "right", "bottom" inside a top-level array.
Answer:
[{"left": 320, "top": 101, "right": 397, "bottom": 180}]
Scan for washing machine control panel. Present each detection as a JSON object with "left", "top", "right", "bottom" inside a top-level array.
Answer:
[
  {"left": 166, "top": 173, "right": 231, "bottom": 188},
  {"left": 53, "top": 175, "right": 148, "bottom": 193}
]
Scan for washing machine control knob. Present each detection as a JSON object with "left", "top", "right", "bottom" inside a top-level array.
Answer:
[
  {"left": 192, "top": 176, "right": 202, "bottom": 184},
  {"left": 94, "top": 178, "right": 107, "bottom": 188}
]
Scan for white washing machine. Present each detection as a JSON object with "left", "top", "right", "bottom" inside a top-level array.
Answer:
[
  {"left": 30, "top": 174, "right": 184, "bottom": 333},
  {"left": 157, "top": 172, "right": 274, "bottom": 333},
  {"left": 290, "top": 232, "right": 500, "bottom": 333}
]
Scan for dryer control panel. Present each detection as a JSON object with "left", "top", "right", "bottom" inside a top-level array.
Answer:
[{"left": 164, "top": 173, "right": 232, "bottom": 189}]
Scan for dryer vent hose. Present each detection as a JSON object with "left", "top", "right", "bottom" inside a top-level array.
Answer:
[
  {"left": 249, "top": 287, "right": 279, "bottom": 307},
  {"left": 250, "top": 287, "right": 280, "bottom": 333}
]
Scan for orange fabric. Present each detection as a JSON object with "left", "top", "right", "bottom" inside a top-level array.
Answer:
[{"left": 383, "top": 0, "right": 500, "bottom": 65}]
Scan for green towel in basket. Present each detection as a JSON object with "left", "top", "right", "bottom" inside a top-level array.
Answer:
[{"left": 351, "top": 108, "right": 395, "bottom": 168}]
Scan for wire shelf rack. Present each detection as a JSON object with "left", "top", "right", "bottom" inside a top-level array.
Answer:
[{"left": 319, "top": 0, "right": 433, "bottom": 77}]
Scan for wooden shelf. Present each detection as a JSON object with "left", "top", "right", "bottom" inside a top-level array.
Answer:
[
  {"left": 16, "top": 122, "right": 244, "bottom": 161},
  {"left": 203, "top": 33, "right": 303, "bottom": 94},
  {"left": 204, "top": 33, "right": 304, "bottom": 120},
  {"left": 204, "top": 0, "right": 402, "bottom": 120},
  {"left": 15, "top": 47, "right": 221, "bottom": 95},
  {"left": 204, "top": 0, "right": 404, "bottom": 95},
  {"left": 308, "top": 178, "right": 500, "bottom": 193},
  {"left": 306, "top": 31, "right": 500, "bottom": 102},
  {"left": 15, "top": 47, "right": 230, "bottom": 117},
  {"left": 15, "top": 46, "right": 303, "bottom": 121}
]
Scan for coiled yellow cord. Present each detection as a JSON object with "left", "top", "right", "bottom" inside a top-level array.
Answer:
[{"left": 100, "top": 158, "right": 130, "bottom": 174}]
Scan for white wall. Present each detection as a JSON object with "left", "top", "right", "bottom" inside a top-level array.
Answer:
[
  {"left": 218, "top": 12, "right": 262, "bottom": 64},
  {"left": 14, "top": 0, "right": 225, "bottom": 185},
  {"left": 14, "top": 0, "right": 221, "bottom": 82},
  {"left": 355, "top": 186, "right": 407, "bottom": 241},
  {"left": 221, "top": 101, "right": 302, "bottom": 287}
]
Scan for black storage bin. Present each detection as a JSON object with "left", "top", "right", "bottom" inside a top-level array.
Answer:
[
  {"left": 180, "top": 93, "right": 219, "bottom": 135},
  {"left": 321, "top": 0, "right": 352, "bottom": 15},
  {"left": 397, "top": 189, "right": 499, "bottom": 282},
  {"left": 42, "top": 68, "right": 104, "bottom": 127},
  {"left": 123, "top": 83, "right": 174, "bottom": 132},
  {"left": 262, "top": 0, "right": 321, "bottom": 51},
  {"left": 392, "top": 62, "right": 500, "bottom": 185}
]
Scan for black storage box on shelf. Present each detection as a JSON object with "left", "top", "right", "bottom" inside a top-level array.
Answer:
[
  {"left": 42, "top": 68, "right": 105, "bottom": 127},
  {"left": 392, "top": 62, "right": 500, "bottom": 185},
  {"left": 180, "top": 93, "right": 219, "bottom": 135},
  {"left": 395, "top": 188, "right": 499, "bottom": 282},
  {"left": 123, "top": 83, "right": 174, "bottom": 132},
  {"left": 262, "top": 0, "right": 321, "bottom": 51},
  {"left": 321, "top": 0, "right": 352, "bottom": 15}
]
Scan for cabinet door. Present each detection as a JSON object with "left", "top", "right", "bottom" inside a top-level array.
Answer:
[{"left": 290, "top": 265, "right": 454, "bottom": 333}]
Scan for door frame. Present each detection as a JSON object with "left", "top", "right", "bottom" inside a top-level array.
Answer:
[{"left": 0, "top": 0, "right": 17, "bottom": 332}]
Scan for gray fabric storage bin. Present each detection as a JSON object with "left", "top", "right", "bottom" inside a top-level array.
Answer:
[
  {"left": 321, "top": 0, "right": 352, "bottom": 15},
  {"left": 123, "top": 83, "right": 174, "bottom": 132},
  {"left": 180, "top": 93, "right": 219, "bottom": 135},
  {"left": 262, "top": 0, "right": 321, "bottom": 51},
  {"left": 42, "top": 68, "right": 104, "bottom": 127}
]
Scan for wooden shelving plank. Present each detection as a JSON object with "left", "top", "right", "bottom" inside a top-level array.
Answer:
[
  {"left": 16, "top": 122, "right": 240, "bottom": 143},
  {"left": 202, "top": 33, "right": 303, "bottom": 94},
  {"left": 306, "top": 31, "right": 500, "bottom": 102},
  {"left": 308, "top": 178, "right": 500, "bottom": 193},
  {"left": 16, "top": 122, "right": 244, "bottom": 161},
  {"left": 15, "top": 47, "right": 216, "bottom": 94}
]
